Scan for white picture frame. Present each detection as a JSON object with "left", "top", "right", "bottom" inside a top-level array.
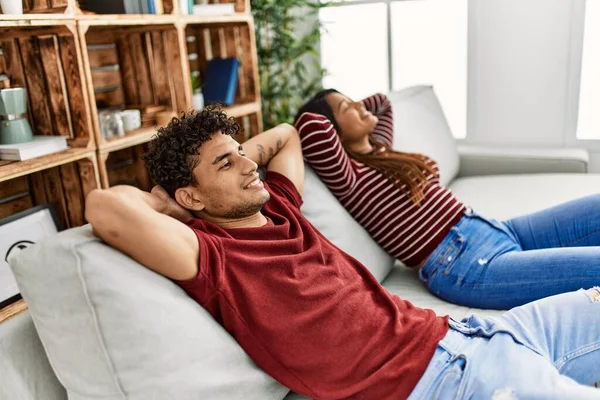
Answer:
[{"left": 0, "top": 204, "right": 60, "bottom": 309}]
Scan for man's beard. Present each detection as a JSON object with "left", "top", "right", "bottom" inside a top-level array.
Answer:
[{"left": 224, "top": 192, "right": 271, "bottom": 219}]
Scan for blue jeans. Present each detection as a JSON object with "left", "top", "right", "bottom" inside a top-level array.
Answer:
[
  {"left": 418, "top": 194, "right": 600, "bottom": 309},
  {"left": 408, "top": 289, "right": 600, "bottom": 399}
]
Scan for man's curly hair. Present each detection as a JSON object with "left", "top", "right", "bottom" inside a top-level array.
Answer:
[{"left": 142, "top": 104, "right": 242, "bottom": 197}]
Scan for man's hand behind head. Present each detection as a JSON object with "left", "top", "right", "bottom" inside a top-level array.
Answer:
[{"left": 151, "top": 185, "right": 194, "bottom": 223}]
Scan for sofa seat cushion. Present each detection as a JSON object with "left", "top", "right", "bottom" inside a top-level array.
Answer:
[
  {"left": 381, "top": 263, "right": 504, "bottom": 320},
  {"left": 449, "top": 173, "right": 600, "bottom": 220},
  {"left": 10, "top": 226, "right": 289, "bottom": 400}
]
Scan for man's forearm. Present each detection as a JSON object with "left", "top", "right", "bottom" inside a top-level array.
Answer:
[
  {"left": 242, "top": 123, "right": 297, "bottom": 167},
  {"left": 103, "top": 185, "right": 166, "bottom": 213},
  {"left": 86, "top": 186, "right": 165, "bottom": 229}
]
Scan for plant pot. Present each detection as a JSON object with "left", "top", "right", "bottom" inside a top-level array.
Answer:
[
  {"left": 193, "top": 92, "right": 204, "bottom": 110},
  {"left": 0, "top": 0, "right": 23, "bottom": 14}
]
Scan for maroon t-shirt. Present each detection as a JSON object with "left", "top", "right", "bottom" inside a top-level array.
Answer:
[{"left": 174, "top": 171, "right": 449, "bottom": 399}]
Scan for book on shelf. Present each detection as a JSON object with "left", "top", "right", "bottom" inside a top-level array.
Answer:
[
  {"left": 0, "top": 136, "right": 68, "bottom": 161},
  {"left": 192, "top": 3, "right": 235, "bottom": 16},
  {"left": 203, "top": 58, "right": 240, "bottom": 106},
  {"left": 154, "top": 0, "right": 164, "bottom": 14},
  {"left": 140, "top": 0, "right": 149, "bottom": 14}
]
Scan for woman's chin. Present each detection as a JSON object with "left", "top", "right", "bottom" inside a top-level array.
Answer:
[{"left": 367, "top": 115, "right": 379, "bottom": 130}]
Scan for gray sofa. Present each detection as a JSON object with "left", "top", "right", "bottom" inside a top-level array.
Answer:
[{"left": 2, "top": 86, "right": 597, "bottom": 399}]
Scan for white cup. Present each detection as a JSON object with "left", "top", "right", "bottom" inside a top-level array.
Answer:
[
  {"left": 120, "top": 109, "right": 141, "bottom": 132},
  {"left": 1, "top": 0, "right": 24, "bottom": 14},
  {"left": 193, "top": 92, "right": 204, "bottom": 110}
]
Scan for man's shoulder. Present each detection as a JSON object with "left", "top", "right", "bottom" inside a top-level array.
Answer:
[{"left": 264, "top": 171, "right": 303, "bottom": 209}]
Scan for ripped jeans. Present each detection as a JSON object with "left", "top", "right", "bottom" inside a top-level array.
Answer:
[
  {"left": 407, "top": 289, "right": 600, "bottom": 400},
  {"left": 418, "top": 194, "right": 600, "bottom": 309}
]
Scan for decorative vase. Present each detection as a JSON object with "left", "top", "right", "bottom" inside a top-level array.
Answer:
[
  {"left": 192, "top": 92, "right": 204, "bottom": 111},
  {"left": 0, "top": 0, "right": 24, "bottom": 15},
  {"left": 0, "top": 87, "right": 33, "bottom": 145}
]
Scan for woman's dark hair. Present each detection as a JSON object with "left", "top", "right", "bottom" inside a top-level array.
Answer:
[
  {"left": 142, "top": 104, "right": 242, "bottom": 197},
  {"left": 295, "top": 89, "right": 438, "bottom": 204},
  {"left": 295, "top": 89, "right": 340, "bottom": 132}
]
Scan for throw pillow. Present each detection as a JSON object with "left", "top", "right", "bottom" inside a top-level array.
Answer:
[{"left": 10, "top": 226, "right": 289, "bottom": 400}]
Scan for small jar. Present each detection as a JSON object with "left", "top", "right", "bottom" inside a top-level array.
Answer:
[{"left": 99, "top": 110, "right": 124, "bottom": 138}]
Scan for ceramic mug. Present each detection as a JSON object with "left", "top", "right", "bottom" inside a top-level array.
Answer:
[
  {"left": 99, "top": 110, "right": 124, "bottom": 138},
  {"left": 119, "top": 109, "right": 141, "bottom": 132},
  {"left": 0, "top": 0, "right": 24, "bottom": 14}
]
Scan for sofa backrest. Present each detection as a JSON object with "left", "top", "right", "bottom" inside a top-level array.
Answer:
[
  {"left": 301, "top": 165, "right": 395, "bottom": 282},
  {"left": 389, "top": 85, "right": 460, "bottom": 187}
]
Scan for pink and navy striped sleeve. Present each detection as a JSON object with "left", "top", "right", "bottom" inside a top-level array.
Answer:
[
  {"left": 362, "top": 93, "right": 394, "bottom": 148},
  {"left": 295, "top": 112, "right": 357, "bottom": 198}
]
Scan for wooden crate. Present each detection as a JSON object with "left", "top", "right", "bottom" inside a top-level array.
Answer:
[
  {"left": 80, "top": 23, "right": 190, "bottom": 152},
  {"left": 0, "top": 24, "right": 94, "bottom": 149},
  {"left": 21, "top": 0, "right": 75, "bottom": 14},
  {"left": 101, "top": 144, "right": 152, "bottom": 190},
  {"left": 185, "top": 20, "right": 261, "bottom": 136},
  {"left": 0, "top": 155, "right": 99, "bottom": 229},
  {"left": 186, "top": 22, "right": 257, "bottom": 104}
]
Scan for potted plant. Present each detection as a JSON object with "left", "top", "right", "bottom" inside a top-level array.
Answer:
[{"left": 251, "top": 0, "right": 328, "bottom": 129}]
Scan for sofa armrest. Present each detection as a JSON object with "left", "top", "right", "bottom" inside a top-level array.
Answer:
[{"left": 456, "top": 145, "right": 589, "bottom": 177}]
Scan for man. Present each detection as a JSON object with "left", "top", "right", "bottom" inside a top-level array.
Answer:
[{"left": 86, "top": 105, "right": 600, "bottom": 399}]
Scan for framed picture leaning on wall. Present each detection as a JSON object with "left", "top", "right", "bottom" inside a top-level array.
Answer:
[{"left": 0, "top": 204, "right": 61, "bottom": 309}]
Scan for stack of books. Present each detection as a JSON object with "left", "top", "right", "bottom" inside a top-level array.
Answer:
[
  {"left": 0, "top": 136, "right": 68, "bottom": 161},
  {"left": 81, "top": 0, "right": 165, "bottom": 14},
  {"left": 127, "top": 104, "right": 168, "bottom": 128}
]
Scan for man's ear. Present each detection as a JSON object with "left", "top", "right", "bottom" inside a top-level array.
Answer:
[{"left": 174, "top": 187, "right": 205, "bottom": 212}]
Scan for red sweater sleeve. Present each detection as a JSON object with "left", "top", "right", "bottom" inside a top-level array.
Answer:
[
  {"left": 362, "top": 93, "right": 394, "bottom": 148},
  {"left": 295, "top": 112, "right": 357, "bottom": 198}
]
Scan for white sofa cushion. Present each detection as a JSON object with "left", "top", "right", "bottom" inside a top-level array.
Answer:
[
  {"left": 388, "top": 85, "right": 460, "bottom": 187},
  {"left": 450, "top": 173, "right": 600, "bottom": 220},
  {"left": 10, "top": 226, "right": 289, "bottom": 400},
  {"left": 301, "top": 165, "right": 395, "bottom": 282},
  {"left": 0, "top": 312, "right": 66, "bottom": 400}
]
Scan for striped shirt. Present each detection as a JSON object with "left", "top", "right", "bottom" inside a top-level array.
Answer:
[{"left": 296, "top": 93, "right": 466, "bottom": 267}]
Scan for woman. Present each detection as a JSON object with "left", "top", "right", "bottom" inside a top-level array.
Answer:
[{"left": 295, "top": 89, "right": 600, "bottom": 310}]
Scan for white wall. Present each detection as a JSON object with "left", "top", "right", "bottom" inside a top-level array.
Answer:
[{"left": 467, "top": 0, "right": 583, "bottom": 147}]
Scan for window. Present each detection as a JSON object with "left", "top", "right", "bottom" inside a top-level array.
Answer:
[
  {"left": 320, "top": 3, "right": 389, "bottom": 100},
  {"left": 319, "top": 0, "right": 468, "bottom": 138},
  {"left": 577, "top": 0, "right": 600, "bottom": 140}
]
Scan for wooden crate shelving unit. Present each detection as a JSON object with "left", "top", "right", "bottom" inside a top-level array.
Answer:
[
  {"left": 0, "top": 19, "right": 99, "bottom": 222},
  {"left": 0, "top": 0, "right": 263, "bottom": 322}
]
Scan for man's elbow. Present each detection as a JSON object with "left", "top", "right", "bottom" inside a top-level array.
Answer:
[
  {"left": 85, "top": 189, "right": 103, "bottom": 223},
  {"left": 277, "top": 123, "right": 297, "bottom": 138},
  {"left": 85, "top": 189, "right": 120, "bottom": 233},
  {"left": 286, "top": 126, "right": 301, "bottom": 150}
]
